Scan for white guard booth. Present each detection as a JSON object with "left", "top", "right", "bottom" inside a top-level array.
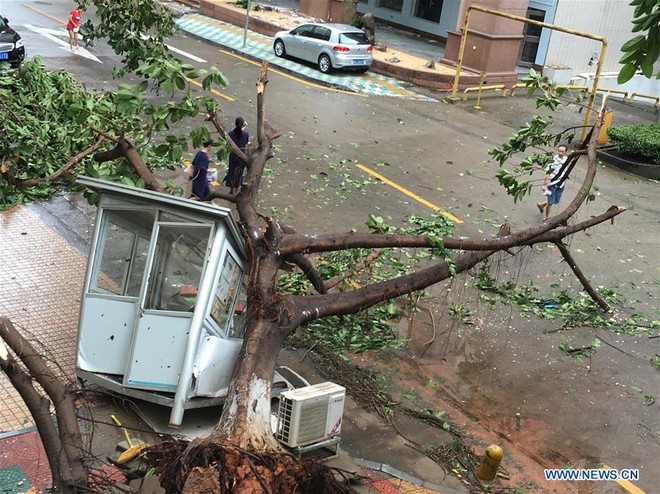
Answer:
[{"left": 75, "top": 177, "right": 294, "bottom": 427}]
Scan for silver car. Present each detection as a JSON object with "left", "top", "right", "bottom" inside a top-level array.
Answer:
[{"left": 273, "top": 23, "right": 373, "bottom": 74}]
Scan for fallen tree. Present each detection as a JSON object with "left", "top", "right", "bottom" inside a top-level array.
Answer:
[{"left": 0, "top": 1, "right": 628, "bottom": 492}]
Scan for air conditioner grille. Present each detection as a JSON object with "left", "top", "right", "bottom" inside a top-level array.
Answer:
[
  {"left": 295, "top": 396, "right": 330, "bottom": 444},
  {"left": 277, "top": 397, "right": 294, "bottom": 443}
]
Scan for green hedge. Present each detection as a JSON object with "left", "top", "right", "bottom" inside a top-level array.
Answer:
[{"left": 607, "top": 123, "right": 660, "bottom": 164}]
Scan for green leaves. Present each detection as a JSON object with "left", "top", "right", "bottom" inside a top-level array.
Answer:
[{"left": 618, "top": 0, "right": 660, "bottom": 83}]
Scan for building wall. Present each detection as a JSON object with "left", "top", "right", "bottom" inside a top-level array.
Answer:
[
  {"left": 357, "top": 0, "right": 462, "bottom": 38},
  {"left": 544, "top": 0, "right": 635, "bottom": 75}
]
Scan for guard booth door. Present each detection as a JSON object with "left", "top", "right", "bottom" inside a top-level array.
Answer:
[{"left": 124, "top": 222, "right": 213, "bottom": 391}]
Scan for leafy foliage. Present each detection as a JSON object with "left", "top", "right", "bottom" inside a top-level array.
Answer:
[
  {"left": 489, "top": 70, "right": 579, "bottom": 202},
  {"left": 606, "top": 123, "right": 660, "bottom": 164},
  {"left": 0, "top": 0, "right": 233, "bottom": 210},
  {"left": 475, "top": 264, "right": 659, "bottom": 334},
  {"left": 279, "top": 213, "right": 454, "bottom": 353},
  {"left": 618, "top": 0, "right": 660, "bottom": 83}
]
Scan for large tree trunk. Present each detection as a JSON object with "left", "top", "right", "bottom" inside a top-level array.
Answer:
[{"left": 210, "top": 317, "right": 287, "bottom": 451}]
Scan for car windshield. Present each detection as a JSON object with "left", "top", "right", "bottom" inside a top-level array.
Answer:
[
  {"left": 0, "top": 17, "right": 7, "bottom": 28},
  {"left": 338, "top": 32, "right": 369, "bottom": 45}
]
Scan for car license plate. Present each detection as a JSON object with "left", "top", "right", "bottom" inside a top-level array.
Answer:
[
  {"left": 352, "top": 59, "right": 365, "bottom": 65},
  {"left": 0, "top": 53, "right": 8, "bottom": 60}
]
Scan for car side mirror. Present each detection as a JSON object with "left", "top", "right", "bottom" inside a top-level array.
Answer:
[{"left": 3, "top": 17, "right": 8, "bottom": 24}]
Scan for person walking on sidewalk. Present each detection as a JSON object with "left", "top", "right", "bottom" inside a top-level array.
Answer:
[
  {"left": 224, "top": 117, "right": 249, "bottom": 195},
  {"left": 537, "top": 144, "right": 569, "bottom": 220},
  {"left": 190, "top": 141, "right": 213, "bottom": 201},
  {"left": 67, "top": 6, "right": 83, "bottom": 51}
]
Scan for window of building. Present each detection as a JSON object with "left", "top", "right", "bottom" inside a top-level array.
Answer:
[
  {"left": 378, "top": 0, "right": 404, "bottom": 13},
  {"left": 414, "top": 0, "right": 442, "bottom": 23}
]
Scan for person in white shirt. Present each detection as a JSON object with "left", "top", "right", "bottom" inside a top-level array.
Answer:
[{"left": 537, "top": 144, "right": 568, "bottom": 220}]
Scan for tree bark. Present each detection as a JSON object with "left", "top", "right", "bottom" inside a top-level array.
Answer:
[
  {"left": 0, "top": 317, "right": 87, "bottom": 484},
  {"left": 0, "top": 354, "right": 70, "bottom": 489},
  {"left": 555, "top": 242, "right": 611, "bottom": 311},
  {"left": 94, "top": 137, "right": 165, "bottom": 192},
  {"left": 210, "top": 317, "right": 287, "bottom": 450}
]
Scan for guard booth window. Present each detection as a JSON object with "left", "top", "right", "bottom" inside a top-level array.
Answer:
[
  {"left": 145, "top": 225, "right": 211, "bottom": 312},
  {"left": 211, "top": 252, "right": 247, "bottom": 338},
  {"left": 93, "top": 211, "right": 154, "bottom": 297}
]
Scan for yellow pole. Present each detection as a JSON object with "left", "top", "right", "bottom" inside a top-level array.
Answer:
[
  {"left": 450, "top": 6, "right": 474, "bottom": 100},
  {"left": 474, "top": 72, "right": 486, "bottom": 109},
  {"left": 449, "top": 5, "right": 607, "bottom": 140},
  {"left": 476, "top": 444, "right": 504, "bottom": 481}
]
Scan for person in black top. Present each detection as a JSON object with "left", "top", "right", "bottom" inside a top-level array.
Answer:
[
  {"left": 190, "top": 140, "right": 213, "bottom": 200},
  {"left": 224, "top": 117, "right": 249, "bottom": 195}
]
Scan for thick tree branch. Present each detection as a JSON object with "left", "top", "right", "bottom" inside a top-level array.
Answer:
[
  {"left": 207, "top": 112, "right": 249, "bottom": 165},
  {"left": 279, "top": 204, "right": 624, "bottom": 256},
  {"left": 287, "top": 224, "right": 511, "bottom": 326},
  {"left": 284, "top": 254, "right": 327, "bottom": 294},
  {"left": 0, "top": 317, "right": 87, "bottom": 483},
  {"left": 94, "top": 137, "right": 164, "bottom": 193},
  {"left": 555, "top": 242, "right": 611, "bottom": 311},
  {"left": 0, "top": 351, "right": 69, "bottom": 488},
  {"left": 205, "top": 188, "right": 237, "bottom": 203},
  {"left": 287, "top": 201, "right": 624, "bottom": 327}
]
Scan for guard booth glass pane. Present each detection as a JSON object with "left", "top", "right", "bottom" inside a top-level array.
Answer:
[
  {"left": 211, "top": 252, "right": 245, "bottom": 335},
  {"left": 94, "top": 215, "right": 152, "bottom": 297},
  {"left": 145, "top": 225, "right": 211, "bottom": 311}
]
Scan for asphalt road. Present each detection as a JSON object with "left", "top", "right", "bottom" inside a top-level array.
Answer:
[{"left": 8, "top": 1, "right": 659, "bottom": 491}]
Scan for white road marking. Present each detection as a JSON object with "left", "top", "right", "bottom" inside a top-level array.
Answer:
[
  {"left": 138, "top": 33, "right": 206, "bottom": 62},
  {"left": 24, "top": 24, "right": 102, "bottom": 63},
  {"left": 165, "top": 44, "right": 207, "bottom": 63}
]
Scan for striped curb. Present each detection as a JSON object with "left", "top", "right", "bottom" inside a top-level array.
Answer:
[{"left": 176, "top": 14, "right": 436, "bottom": 101}]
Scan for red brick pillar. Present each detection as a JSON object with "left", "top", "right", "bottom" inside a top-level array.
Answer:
[{"left": 442, "top": 0, "right": 526, "bottom": 86}]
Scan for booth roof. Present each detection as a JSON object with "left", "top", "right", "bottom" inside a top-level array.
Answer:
[{"left": 77, "top": 176, "right": 245, "bottom": 253}]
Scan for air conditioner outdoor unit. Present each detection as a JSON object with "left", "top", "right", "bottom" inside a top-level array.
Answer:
[{"left": 276, "top": 382, "right": 346, "bottom": 448}]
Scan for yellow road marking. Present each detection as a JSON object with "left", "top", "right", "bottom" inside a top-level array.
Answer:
[
  {"left": 25, "top": 4, "right": 66, "bottom": 24},
  {"left": 186, "top": 77, "right": 235, "bottom": 101},
  {"left": 218, "top": 49, "right": 368, "bottom": 97},
  {"left": 355, "top": 163, "right": 462, "bottom": 223},
  {"left": 601, "top": 465, "right": 645, "bottom": 494}
]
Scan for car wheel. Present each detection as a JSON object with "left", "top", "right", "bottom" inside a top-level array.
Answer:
[
  {"left": 274, "top": 39, "right": 286, "bottom": 57},
  {"left": 318, "top": 54, "right": 332, "bottom": 74}
]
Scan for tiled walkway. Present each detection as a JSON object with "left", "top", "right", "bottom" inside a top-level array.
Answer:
[
  {"left": 0, "top": 206, "right": 86, "bottom": 432},
  {"left": 176, "top": 14, "right": 437, "bottom": 101}
]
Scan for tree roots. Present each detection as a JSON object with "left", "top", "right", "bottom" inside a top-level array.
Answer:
[{"left": 147, "top": 441, "right": 355, "bottom": 494}]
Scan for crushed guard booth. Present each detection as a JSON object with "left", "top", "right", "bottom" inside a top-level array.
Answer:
[{"left": 75, "top": 177, "right": 295, "bottom": 427}]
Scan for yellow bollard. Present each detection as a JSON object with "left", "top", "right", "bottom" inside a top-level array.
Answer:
[
  {"left": 476, "top": 444, "right": 504, "bottom": 481},
  {"left": 596, "top": 110, "right": 613, "bottom": 145}
]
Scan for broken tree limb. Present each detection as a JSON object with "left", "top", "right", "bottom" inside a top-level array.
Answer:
[
  {"left": 555, "top": 242, "right": 610, "bottom": 311},
  {"left": 94, "top": 137, "right": 164, "bottom": 193},
  {"left": 285, "top": 254, "right": 327, "bottom": 294},
  {"left": 0, "top": 317, "right": 87, "bottom": 484},
  {"left": 0, "top": 350, "right": 69, "bottom": 488},
  {"left": 0, "top": 137, "right": 105, "bottom": 188}
]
